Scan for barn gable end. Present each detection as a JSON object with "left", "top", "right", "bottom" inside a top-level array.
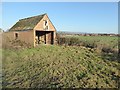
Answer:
[
  {"left": 4, "top": 13, "right": 57, "bottom": 47},
  {"left": 34, "top": 14, "right": 56, "bottom": 32}
]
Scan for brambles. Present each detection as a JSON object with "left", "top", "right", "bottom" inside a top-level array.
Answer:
[
  {"left": 2, "top": 39, "right": 32, "bottom": 50},
  {"left": 101, "top": 45, "right": 113, "bottom": 53},
  {"left": 2, "top": 34, "right": 119, "bottom": 88},
  {"left": 57, "top": 35, "right": 118, "bottom": 54}
]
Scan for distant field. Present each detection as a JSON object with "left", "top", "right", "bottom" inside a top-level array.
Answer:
[
  {"left": 57, "top": 35, "right": 118, "bottom": 55},
  {"left": 60, "top": 35, "right": 118, "bottom": 48},
  {"left": 2, "top": 45, "right": 120, "bottom": 88}
]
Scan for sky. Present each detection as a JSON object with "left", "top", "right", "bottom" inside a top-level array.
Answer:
[{"left": 1, "top": 2, "right": 118, "bottom": 34}]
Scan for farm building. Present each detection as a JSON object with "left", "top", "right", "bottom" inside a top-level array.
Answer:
[{"left": 3, "top": 13, "right": 57, "bottom": 47}]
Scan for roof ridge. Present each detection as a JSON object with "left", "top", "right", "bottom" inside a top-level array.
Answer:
[
  {"left": 19, "top": 13, "right": 46, "bottom": 21},
  {"left": 9, "top": 13, "right": 47, "bottom": 31}
]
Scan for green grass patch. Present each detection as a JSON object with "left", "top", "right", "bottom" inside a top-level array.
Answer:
[{"left": 2, "top": 45, "right": 120, "bottom": 88}]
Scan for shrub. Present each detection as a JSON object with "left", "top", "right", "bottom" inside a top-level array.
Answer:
[
  {"left": 101, "top": 45, "right": 113, "bottom": 53},
  {"left": 57, "top": 36, "right": 98, "bottom": 48},
  {"left": 2, "top": 39, "right": 32, "bottom": 49},
  {"left": 56, "top": 35, "right": 118, "bottom": 54},
  {"left": 83, "top": 41, "right": 97, "bottom": 49},
  {"left": 68, "top": 37, "right": 79, "bottom": 46},
  {"left": 58, "top": 37, "right": 66, "bottom": 45}
]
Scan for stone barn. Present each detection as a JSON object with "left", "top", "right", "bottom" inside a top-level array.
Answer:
[{"left": 4, "top": 13, "right": 57, "bottom": 47}]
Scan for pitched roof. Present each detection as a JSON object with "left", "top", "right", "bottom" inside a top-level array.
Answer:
[{"left": 9, "top": 14, "right": 46, "bottom": 31}]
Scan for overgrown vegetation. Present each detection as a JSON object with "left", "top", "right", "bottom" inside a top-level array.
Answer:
[
  {"left": 2, "top": 34, "right": 119, "bottom": 88},
  {"left": 57, "top": 35, "right": 118, "bottom": 54},
  {"left": 2, "top": 45, "right": 119, "bottom": 88},
  {"left": 2, "top": 39, "right": 32, "bottom": 49}
]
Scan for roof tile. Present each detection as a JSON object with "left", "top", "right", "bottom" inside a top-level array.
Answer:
[{"left": 9, "top": 14, "right": 46, "bottom": 31}]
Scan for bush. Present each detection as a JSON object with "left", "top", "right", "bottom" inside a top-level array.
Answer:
[
  {"left": 101, "top": 45, "right": 113, "bottom": 53},
  {"left": 57, "top": 35, "right": 98, "bottom": 48},
  {"left": 68, "top": 37, "right": 79, "bottom": 46},
  {"left": 57, "top": 35, "right": 118, "bottom": 54},
  {"left": 83, "top": 41, "right": 97, "bottom": 49},
  {"left": 2, "top": 39, "right": 32, "bottom": 49}
]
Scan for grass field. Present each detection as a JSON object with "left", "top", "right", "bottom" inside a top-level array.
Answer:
[
  {"left": 69, "top": 35, "right": 118, "bottom": 49},
  {"left": 58, "top": 35, "right": 118, "bottom": 48},
  {"left": 2, "top": 44, "right": 120, "bottom": 88}
]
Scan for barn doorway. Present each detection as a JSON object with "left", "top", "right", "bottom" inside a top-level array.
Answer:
[{"left": 35, "top": 31, "right": 54, "bottom": 45}]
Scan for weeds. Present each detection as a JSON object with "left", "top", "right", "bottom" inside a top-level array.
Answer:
[
  {"left": 2, "top": 34, "right": 119, "bottom": 88},
  {"left": 57, "top": 35, "right": 118, "bottom": 54},
  {"left": 2, "top": 45, "right": 119, "bottom": 88}
]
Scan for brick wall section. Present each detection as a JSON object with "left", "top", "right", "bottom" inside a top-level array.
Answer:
[{"left": 3, "top": 30, "right": 34, "bottom": 46}]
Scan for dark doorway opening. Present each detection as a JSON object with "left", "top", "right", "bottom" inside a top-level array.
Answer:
[{"left": 35, "top": 31, "right": 54, "bottom": 45}]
